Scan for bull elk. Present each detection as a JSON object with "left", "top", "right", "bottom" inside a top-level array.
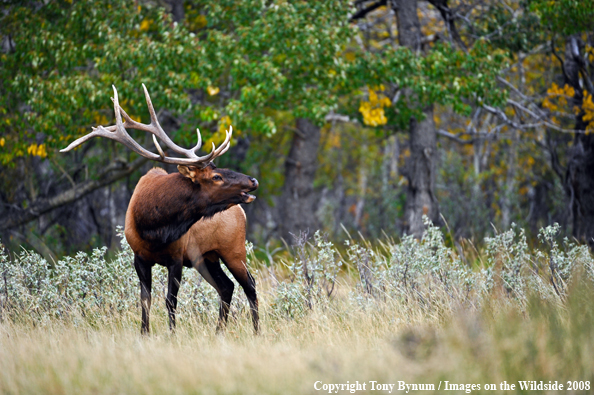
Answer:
[{"left": 61, "top": 85, "right": 259, "bottom": 334}]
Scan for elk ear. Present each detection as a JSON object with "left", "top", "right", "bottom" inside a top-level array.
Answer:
[{"left": 177, "top": 165, "right": 199, "bottom": 180}]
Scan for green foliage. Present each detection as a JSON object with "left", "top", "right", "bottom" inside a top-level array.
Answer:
[
  {"left": 474, "top": 1, "right": 546, "bottom": 53},
  {"left": 0, "top": 0, "right": 356, "bottom": 180},
  {"left": 352, "top": 41, "right": 509, "bottom": 128},
  {"left": 201, "top": 0, "right": 354, "bottom": 130},
  {"left": 530, "top": 0, "right": 594, "bottom": 36},
  {"left": 1, "top": 1, "right": 508, "bottom": 159},
  {"left": 0, "top": 1, "right": 208, "bottom": 164}
]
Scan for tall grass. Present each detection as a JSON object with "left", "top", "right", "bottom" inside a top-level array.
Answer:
[{"left": 1, "top": 221, "right": 594, "bottom": 394}]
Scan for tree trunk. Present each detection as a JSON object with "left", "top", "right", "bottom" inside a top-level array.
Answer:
[
  {"left": 354, "top": 140, "right": 368, "bottom": 229},
  {"left": 393, "top": 0, "right": 441, "bottom": 238},
  {"left": 500, "top": 130, "right": 518, "bottom": 230},
  {"left": 563, "top": 35, "right": 594, "bottom": 247},
  {"left": 165, "top": 0, "right": 185, "bottom": 23},
  {"left": 402, "top": 105, "right": 440, "bottom": 237},
  {"left": 278, "top": 118, "right": 321, "bottom": 243}
]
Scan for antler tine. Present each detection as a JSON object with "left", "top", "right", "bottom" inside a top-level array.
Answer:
[
  {"left": 186, "top": 126, "right": 232, "bottom": 164},
  {"left": 61, "top": 86, "right": 162, "bottom": 162},
  {"left": 140, "top": 84, "right": 173, "bottom": 145},
  {"left": 140, "top": 83, "right": 206, "bottom": 159},
  {"left": 61, "top": 85, "right": 233, "bottom": 167},
  {"left": 211, "top": 126, "right": 233, "bottom": 159},
  {"left": 192, "top": 128, "right": 203, "bottom": 153},
  {"left": 152, "top": 135, "right": 166, "bottom": 159},
  {"left": 185, "top": 126, "right": 232, "bottom": 165}
]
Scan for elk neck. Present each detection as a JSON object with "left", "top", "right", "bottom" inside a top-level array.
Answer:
[{"left": 132, "top": 172, "right": 235, "bottom": 247}]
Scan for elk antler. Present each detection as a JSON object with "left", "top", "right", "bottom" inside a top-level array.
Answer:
[{"left": 60, "top": 84, "right": 232, "bottom": 167}]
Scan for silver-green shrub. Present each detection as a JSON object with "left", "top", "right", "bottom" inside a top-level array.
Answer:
[
  {"left": 271, "top": 230, "right": 342, "bottom": 318},
  {"left": 0, "top": 227, "right": 222, "bottom": 324},
  {"left": 0, "top": 243, "right": 137, "bottom": 323},
  {"left": 346, "top": 217, "right": 478, "bottom": 312},
  {"left": 2, "top": 220, "right": 594, "bottom": 325}
]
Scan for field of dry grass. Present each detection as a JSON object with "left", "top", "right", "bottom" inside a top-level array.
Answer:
[{"left": 2, "top": 225, "right": 594, "bottom": 394}]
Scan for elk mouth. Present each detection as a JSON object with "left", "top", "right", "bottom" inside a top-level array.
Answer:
[
  {"left": 240, "top": 191, "right": 256, "bottom": 203},
  {"left": 240, "top": 177, "right": 258, "bottom": 204}
]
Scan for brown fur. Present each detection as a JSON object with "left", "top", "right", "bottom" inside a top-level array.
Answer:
[
  {"left": 125, "top": 203, "right": 248, "bottom": 273},
  {"left": 126, "top": 164, "right": 256, "bottom": 247},
  {"left": 124, "top": 165, "right": 259, "bottom": 334}
]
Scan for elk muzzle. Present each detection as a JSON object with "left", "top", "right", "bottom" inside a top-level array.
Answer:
[{"left": 241, "top": 177, "right": 258, "bottom": 204}]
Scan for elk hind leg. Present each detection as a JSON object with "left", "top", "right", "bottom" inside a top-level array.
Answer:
[
  {"left": 134, "top": 254, "right": 153, "bottom": 335},
  {"left": 221, "top": 256, "right": 259, "bottom": 334},
  {"left": 199, "top": 254, "right": 235, "bottom": 332},
  {"left": 166, "top": 262, "right": 183, "bottom": 332}
]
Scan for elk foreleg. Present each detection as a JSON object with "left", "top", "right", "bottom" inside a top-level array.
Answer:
[
  {"left": 134, "top": 255, "right": 153, "bottom": 335},
  {"left": 166, "top": 263, "right": 183, "bottom": 332}
]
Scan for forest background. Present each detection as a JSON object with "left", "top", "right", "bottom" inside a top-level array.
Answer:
[{"left": 1, "top": 0, "right": 594, "bottom": 260}]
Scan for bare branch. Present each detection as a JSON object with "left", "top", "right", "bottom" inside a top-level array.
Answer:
[
  {"left": 437, "top": 129, "right": 475, "bottom": 144},
  {"left": 0, "top": 156, "right": 148, "bottom": 232},
  {"left": 350, "top": 0, "right": 388, "bottom": 21},
  {"left": 482, "top": 104, "right": 588, "bottom": 134}
]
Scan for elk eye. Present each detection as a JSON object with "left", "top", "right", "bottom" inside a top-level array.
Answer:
[{"left": 212, "top": 175, "right": 223, "bottom": 181}]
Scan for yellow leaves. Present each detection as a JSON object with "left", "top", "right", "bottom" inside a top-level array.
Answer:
[
  {"left": 543, "top": 82, "right": 575, "bottom": 112},
  {"left": 583, "top": 90, "right": 594, "bottom": 133},
  {"left": 94, "top": 113, "right": 109, "bottom": 126},
  {"left": 525, "top": 156, "right": 535, "bottom": 167},
  {"left": 583, "top": 91, "right": 594, "bottom": 122},
  {"left": 546, "top": 86, "right": 594, "bottom": 133},
  {"left": 140, "top": 19, "right": 151, "bottom": 32},
  {"left": 194, "top": 14, "right": 207, "bottom": 30},
  {"left": 207, "top": 86, "right": 220, "bottom": 96},
  {"left": 359, "top": 86, "right": 391, "bottom": 127},
  {"left": 359, "top": 103, "right": 386, "bottom": 127},
  {"left": 0, "top": 137, "right": 5, "bottom": 147},
  {"left": 27, "top": 144, "right": 47, "bottom": 158},
  {"left": 551, "top": 82, "right": 575, "bottom": 97},
  {"left": 218, "top": 115, "right": 232, "bottom": 134},
  {"left": 206, "top": 115, "right": 238, "bottom": 148}
]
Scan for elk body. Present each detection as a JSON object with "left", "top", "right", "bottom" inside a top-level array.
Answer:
[
  {"left": 132, "top": 198, "right": 258, "bottom": 332},
  {"left": 62, "top": 85, "right": 259, "bottom": 334}
]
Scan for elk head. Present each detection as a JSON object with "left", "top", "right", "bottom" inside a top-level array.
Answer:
[{"left": 178, "top": 162, "right": 258, "bottom": 206}]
